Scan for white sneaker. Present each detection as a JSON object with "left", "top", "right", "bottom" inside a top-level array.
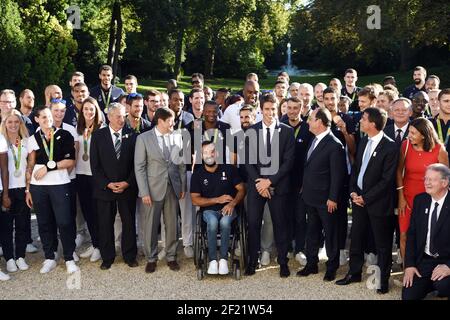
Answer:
[
  {"left": 396, "top": 249, "right": 403, "bottom": 265},
  {"left": 365, "top": 253, "right": 378, "bottom": 267},
  {"left": 80, "top": 246, "right": 94, "bottom": 258},
  {"left": 0, "top": 246, "right": 3, "bottom": 257},
  {"left": 295, "top": 252, "right": 307, "bottom": 266},
  {"left": 158, "top": 250, "right": 166, "bottom": 261},
  {"left": 207, "top": 260, "right": 219, "bottom": 275},
  {"left": 16, "top": 258, "right": 29, "bottom": 271},
  {"left": 0, "top": 270, "right": 10, "bottom": 281},
  {"left": 318, "top": 247, "right": 328, "bottom": 260},
  {"left": 339, "top": 249, "right": 349, "bottom": 266},
  {"left": 66, "top": 260, "right": 79, "bottom": 274},
  {"left": 6, "top": 259, "right": 18, "bottom": 273},
  {"left": 218, "top": 259, "right": 229, "bottom": 275},
  {"left": 90, "top": 248, "right": 101, "bottom": 262},
  {"left": 184, "top": 246, "right": 194, "bottom": 258},
  {"left": 75, "top": 234, "right": 84, "bottom": 249},
  {"left": 26, "top": 243, "right": 39, "bottom": 253},
  {"left": 73, "top": 252, "right": 80, "bottom": 262},
  {"left": 260, "top": 251, "right": 271, "bottom": 266},
  {"left": 40, "top": 259, "right": 57, "bottom": 274}
]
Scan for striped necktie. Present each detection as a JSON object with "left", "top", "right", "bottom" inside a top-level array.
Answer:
[{"left": 113, "top": 132, "right": 121, "bottom": 159}]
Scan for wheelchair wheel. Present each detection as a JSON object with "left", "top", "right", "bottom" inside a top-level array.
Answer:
[
  {"left": 197, "top": 268, "right": 204, "bottom": 280},
  {"left": 233, "top": 261, "right": 241, "bottom": 280},
  {"left": 238, "top": 212, "right": 248, "bottom": 270},
  {"left": 193, "top": 211, "right": 203, "bottom": 268}
]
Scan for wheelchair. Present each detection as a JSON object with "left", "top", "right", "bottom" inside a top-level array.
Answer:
[{"left": 193, "top": 204, "right": 247, "bottom": 280}]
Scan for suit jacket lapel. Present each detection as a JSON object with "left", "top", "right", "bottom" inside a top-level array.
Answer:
[
  {"left": 150, "top": 129, "right": 164, "bottom": 160},
  {"left": 434, "top": 192, "right": 450, "bottom": 236},
  {"left": 105, "top": 127, "right": 118, "bottom": 161},
  {"left": 365, "top": 135, "right": 387, "bottom": 170},
  {"left": 307, "top": 133, "right": 330, "bottom": 163}
]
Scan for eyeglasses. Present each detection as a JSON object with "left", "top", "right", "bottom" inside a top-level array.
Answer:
[{"left": 50, "top": 98, "right": 66, "bottom": 105}]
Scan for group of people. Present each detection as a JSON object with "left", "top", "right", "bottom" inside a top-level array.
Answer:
[{"left": 0, "top": 64, "right": 449, "bottom": 300}]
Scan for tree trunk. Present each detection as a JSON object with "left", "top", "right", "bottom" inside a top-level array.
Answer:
[
  {"left": 173, "top": 0, "right": 186, "bottom": 80},
  {"left": 106, "top": 2, "right": 117, "bottom": 66},
  {"left": 112, "top": 1, "right": 122, "bottom": 83},
  {"left": 205, "top": 34, "right": 218, "bottom": 78}
]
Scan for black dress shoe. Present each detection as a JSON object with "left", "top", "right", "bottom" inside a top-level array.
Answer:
[
  {"left": 145, "top": 262, "right": 157, "bottom": 273},
  {"left": 167, "top": 261, "right": 180, "bottom": 271},
  {"left": 335, "top": 274, "right": 362, "bottom": 285},
  {"left": 280, "top": 264, "right": 290, "bottom": 278},
  {"left": 296, "top": 265, "right": 319, "bottom": 277},
  {"left": 323, "top": 270, "right": 336, "bottom": 282},
  {"left": 245, "top": 265, "right": 256, "bottom": 276},
  {"left": 126, "top": 260, "right": 139, "bottom": 268},
  {"left": 377, "top": 284, "right": 389, "bottom": 294},
  {"left": 100, "top": 262, "right": 112, "bottom": 270}
]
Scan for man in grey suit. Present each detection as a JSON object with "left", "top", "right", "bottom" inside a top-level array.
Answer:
[{"left": 134, "top": 107, "right": 186, "bottom": 273}]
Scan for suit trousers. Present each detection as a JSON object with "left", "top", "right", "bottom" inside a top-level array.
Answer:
[
  {"left": 402, "top": 255, "right": 450, "bottom": 300},
  {"left": 247, "top": 190, "right": 289, "bottom": 266},
  {"left": 349, "top": 205, "right": 394, "bottom": 285},
  {"left": 305, "top": 204, "right": 339, "bottom": 272},
  {"left": 143, "top": 182, "right": 179, "bottom": 263},
  {"left": 97, "top": 196, "right": 137, "bottom": 264}
]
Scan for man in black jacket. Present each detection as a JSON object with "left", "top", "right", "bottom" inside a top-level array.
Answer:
[
  {"left": 298, "top": 107, "right": 346, "bottom": 281},
  {"left": 402, "top": 164, "right": 450, "bottom": 300},
  {"left": 90, "top": 102, "right": 138, "bottom": 270},
  {"left": 336, "top": 107, "right": 398, "bottom": 294}
]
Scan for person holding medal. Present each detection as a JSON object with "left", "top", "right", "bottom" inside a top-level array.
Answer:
[
  {"left": 90, "top": 65, "right": 124, "bottom": 116},
  {"left": 26, "top": 105, "right": 77, "bottom": 274},
  {"left": 75, "top": 97, "right": 104, "bottom": 262},
  {"left": 0, "top": 110, "right": 32, "bottom": 273}
]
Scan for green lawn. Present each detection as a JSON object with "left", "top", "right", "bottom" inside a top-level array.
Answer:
[{"left": 119, "top": 65, "right": 449, "bottom": 95}]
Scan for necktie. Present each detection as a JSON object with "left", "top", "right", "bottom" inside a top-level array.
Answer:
[
  {"left": 266, "top": 127, "right": 271, "bottom": 157},
  {"left": 430, "top": 202, "right": 439, "bottom": 256},
  {"left": 162, "top": 135, "right": 170, "bottom": 161},
  {"left": 395, "top": 129, "right": 402, "bottom": 145},
  {"left": 113, "top": 132, "right": 121, "bottom": 159},
  {"left": 357, "top": 138, "right": 373, "bottom": 189},
  {"left": 307, "top": 137, "right": 318, "bottom": 160}
]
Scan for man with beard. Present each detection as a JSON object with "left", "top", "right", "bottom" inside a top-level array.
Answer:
[
  {"left": 430, "top": 89, "right": 450, "bottom": 162},
  {"left": 403, "top": 66, "right": 427, "bottom": 100},
  {"left": 299, "top": 83, "right": 314, "bottom": 121},
  {"left": 222, "top": 80, "right": 262, "bottom": 132},
  {"left": 64, "top": 82, "right": 90, "bottom": 127},
  {"left": 90, "top": 65, "right": 124, "bottom": 116},
  {"left": 18, "top": 89, "right": 36, "bottom": 135},
  {"left": 143, "top": 89, "right": 161, "bottom": 124},
  {"left": 124, "top": 93, "right": 152, "bottom": 134},
  {"left": 311, "top": 83, "right": 326, "bottom": 110},
  {"left": 190, "top": 141, "right": 245, "bottom": 275}
]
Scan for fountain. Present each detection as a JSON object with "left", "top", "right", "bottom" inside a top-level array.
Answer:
[{"left": 268, "top": 42, "right": 330, "bottom": 77}]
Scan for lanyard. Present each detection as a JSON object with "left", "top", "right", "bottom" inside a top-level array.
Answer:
[
  {"left": 294, "top": 125, "right": 301, "bottom": 139},
  {"left": 204, "top": 128, "right": 219, "bottom": 143},
  {"left": 177, "top": 111, "right": 183, "bottom": 130},
  {"left": 83, "top": 127, "right": 92, "bottom": 155},
  {"left": 41, "top": 128, "right": 55, "bottom": 161},
  {"left": 101, "top": 88, "right": 112, "bottom": 110},
  {"left": 8, "top": 138, "right": 22, "bottom": 171},
  {"left": 436, "top": 117, "right": 450, "bottom": 145}
]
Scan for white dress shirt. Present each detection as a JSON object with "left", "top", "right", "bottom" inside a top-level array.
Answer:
[
  {"left": 155, "top": 127, "right": 171, "bottom": 153},
  {"left": 394, "top": 123, "right": 409, "bottom": 140},
  {"left": 312, "top": 128, "right": 331, "bottom": 152},
  {"left": 361, "top": 130, "right": 384, "bottom": 161},
  {"left": 262, "top": 120, "right": 277, "bottom": 145},
  {"left": 109, "top": 126, "right": 123, "bottom": 143},
  {"left": 425, "top": 191, "right": 447, "bottom": 256}
]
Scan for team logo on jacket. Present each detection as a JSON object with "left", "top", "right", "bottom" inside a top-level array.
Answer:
[{"left": 203, "top": 179, "right": 208, "bottom": 186}]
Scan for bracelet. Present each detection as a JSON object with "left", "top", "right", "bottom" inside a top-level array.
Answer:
[
  {"left": 25, "top": 189, "right": 30, "bottom": 193},
  {"left": 396, "top": 186, "right": 404, "bottom": 190}
]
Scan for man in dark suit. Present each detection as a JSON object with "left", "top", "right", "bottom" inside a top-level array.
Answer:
[
  {"left": 402, "top": 164, "right": 450, "bottom": 300},
  {"left": 90, "top": 102, "right": 138, "bottom": 270},
  {"left": 244, "top": 93, "right": 295, "bottom": 277},
  {"left": 336, "top": 107, "right": 398, "bottom": 294},
  {"left": 384, "top": 97, "right": 411, "bottom": 264},
  {"left": 298, "top": 107, "right": 346, "bottom": 281}
]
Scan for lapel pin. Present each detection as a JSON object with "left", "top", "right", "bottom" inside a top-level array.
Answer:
[{"left": 425, "top": 208, "right": 429, "bottom": 215}]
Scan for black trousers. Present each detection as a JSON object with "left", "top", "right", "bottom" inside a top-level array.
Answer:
[
  {"left": 337, "top": 191, "right": 349, "bottom": 250},
  {"left": 247, "top": 190, "right": 289, "bottom": 266},
  {"left": 292, "top": 192, "right": 307, "bottom": 254},
  {"left": 348, "top": 205, "right": 394, "bottom": 286},
  {"left": 97, "top": 197, "right": 137, "bottom": 264},
  {"left": 30, "top": 183, "right": 75, "bottom": 261},
  {"left": 402, "top": 255, "right": 450, "bottom": 300},
  {"left": 76, "top": 175, "right": 99, "bottom": 248},
  {"left": 305, "top": 204, "right": 339, "bottom": 272},
  {"left": 69, "top": 178, "right": 77, "bottom": 236},
  {"left": 0, "top": 188, "right": 30, "bottom": 260}
]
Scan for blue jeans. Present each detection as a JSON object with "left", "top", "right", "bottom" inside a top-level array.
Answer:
[{"left": 203, "top": 210, "right": 236, "bottom": 262}]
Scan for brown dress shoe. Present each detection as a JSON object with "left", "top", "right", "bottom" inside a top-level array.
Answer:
[
  {"left": 145, "top": 262, "right": 157, "bottom": 273},
  {"left": 167, "top": 261, "right": 180, "bottom": 271}
]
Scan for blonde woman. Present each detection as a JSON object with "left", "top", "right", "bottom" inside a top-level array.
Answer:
[{"left": 0, "top": 110, "right": 32, "bottom": 275}]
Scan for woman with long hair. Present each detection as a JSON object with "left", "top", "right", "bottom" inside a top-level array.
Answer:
[
  {"left": 76, "top": 97, "right": 104, "bottom": 262},
  {"left": 0, "top": 110, "right": 32, "bottom": 274},
  {"left": 397, "top": 117, "right": 449, "bottom": 262}
]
